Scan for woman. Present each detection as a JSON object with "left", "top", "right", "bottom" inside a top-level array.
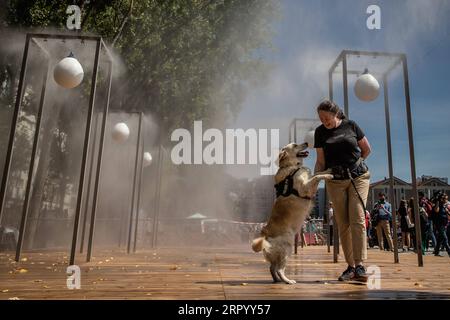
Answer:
[
  {"left": 408, "top": 197, "right": 417, "bottom": 251},
  {"left": 433, "top": 193, "right": 450, "bottom": 257},
  {"left": 314, "top": 100, "right": 372, "bottom": 282},
  {"left": 398, "top": 199, "right": 411, "bottom": 251}
]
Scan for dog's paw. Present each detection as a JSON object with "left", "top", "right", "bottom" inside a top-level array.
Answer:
[{"left": 285, "top": 279, "right": 297, "bottom": 285}]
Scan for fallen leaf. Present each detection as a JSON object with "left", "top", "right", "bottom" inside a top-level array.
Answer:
[
  {"left": 18, "top": 268, "right": 28, "bottom": 274},
  {"left": 146, "top": 293, "right": 152, "bottom": 296},
  {"left": 20, "top": 258, "right": 27, "bottom": 262},
  {"left": 2, "top": 289, "right": 9, "bottom": 293},
  {"left": 8, "top": 297, "right": 20, "bottom": 300},
  {"left": 241, "top": 283, "right": 248, "bottom": 286},
  {"left": 43, "top": 286, "right": 50, "bottom": 289}
]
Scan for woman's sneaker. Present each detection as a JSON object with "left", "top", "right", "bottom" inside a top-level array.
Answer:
[
  {"left": 354, "top": 265, "right": 368, "bottom": 283},
  {"left": 338, "top": 266, "right": 355, "bottom": 281}
]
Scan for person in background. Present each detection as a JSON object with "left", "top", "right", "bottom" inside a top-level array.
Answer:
[
  {"left": 445, "top": 194, "right": 450, "bottom": 246},
  {"left": 419, "top": 191, "right": 436, "bottom": 251},
  {"left": 374, "top": 192, "right": 394, "bottom": 251},
  {"left": 432, "top": 193, "right": 450, "bottom": 257},
  {"left": 398, "top": 200, "right": 411, "bottom": 251},
  {"left": 408, "top": 197, "right": 417, "bottom": 251}
]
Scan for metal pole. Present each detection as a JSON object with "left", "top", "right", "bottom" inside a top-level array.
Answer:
[
  {"left": 288, "top": 121, "right": 293, "bottom": 143},
  {"left": 293, "top": 121, "right": 297, "bottom": 143},
  {"left": 383, "top": 74, "right": 399, "bottom": 263},
  {"left": 127, "top": 112, "right": 143, "bottom": 254},
  {"left": 327, "top": 70, "right": 333, "bottom": 254},
  {"left": 118, "top": 143, "right": 132, "bottom": 248},
  {"left": 69, "top": 39, "right": 101, "bottom": 266},
  {"left": 79, "top": 113, "right": 100, "bottom": 254},
  {"left": 151, "top": 143, "right": 164, "bottom": 248},
  {"left": 86, "top": 60, "right": 113, "bottom": 262},
  {"left": 15, "top": 59, "right": 49, "bottom": 262},
  {"left": 342, "top": 53, "right": 349, "bottom": 118},
  {"left": 401, "top": 55, "right": 423, "bottom": 266},
  {"left": 0, "top": 34, "right": 31, "bottom": 224},
  {"left": 132, "top": 121, "right": 145, "bottom": 253}
]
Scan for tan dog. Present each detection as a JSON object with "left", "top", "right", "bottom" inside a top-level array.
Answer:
[{"left": 252, "top": 142, "right": 333, "bottom": 284}]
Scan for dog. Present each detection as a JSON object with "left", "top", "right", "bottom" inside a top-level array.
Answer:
[{"left": 251, "top": 142, "right": 333, "bottom": 284}]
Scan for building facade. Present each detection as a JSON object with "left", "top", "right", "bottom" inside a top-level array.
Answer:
[{"left": 368, "top": 175, "right": 450, "bottom": 210}]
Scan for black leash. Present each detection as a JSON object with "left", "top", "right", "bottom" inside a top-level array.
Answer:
[{"left": 346, "top": 168, "right": 368, "bottom": 214}]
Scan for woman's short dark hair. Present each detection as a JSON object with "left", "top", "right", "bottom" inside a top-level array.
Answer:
[{"left": 317, "top": 100, "right": 346, "bottom": 119}]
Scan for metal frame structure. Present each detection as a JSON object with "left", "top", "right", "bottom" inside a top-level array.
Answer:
[
  {"left": 78, "top": 111, "right": 146, "bottom": 260},
  {"left": 329, "top": 49, "right": 423, "bottom": 267},
  {"left": 0, "top": 33, "right": 113, "bottom": 266}
]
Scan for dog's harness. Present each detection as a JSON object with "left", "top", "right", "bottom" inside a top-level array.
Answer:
[{"left": 274, "top": 167, "right": 311, "bottom": 200}]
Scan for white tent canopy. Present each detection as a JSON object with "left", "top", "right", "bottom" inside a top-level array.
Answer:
[{"left": 186, "top": 213, "right": 207, "bottom": 219}]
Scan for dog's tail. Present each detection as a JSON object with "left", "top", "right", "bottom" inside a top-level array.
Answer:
[{"left": 251, "top": 237, "right": 270, "bottom": 252}]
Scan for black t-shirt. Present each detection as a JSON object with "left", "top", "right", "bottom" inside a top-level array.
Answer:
[{"left": 314, "top": 119, "right": 365, "bottom": 169}]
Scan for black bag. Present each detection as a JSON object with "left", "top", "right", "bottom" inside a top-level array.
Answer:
[{"left": 331, "top": 158, "right": 368, "bottom": 180}]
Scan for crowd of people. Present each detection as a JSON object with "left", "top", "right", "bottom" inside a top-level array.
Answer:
[
  {"left": 328, "top": 190, "right": 450, "bottom": 257},
  {"left": 367, "top": 191, "right": 450, "bottom": 257}
]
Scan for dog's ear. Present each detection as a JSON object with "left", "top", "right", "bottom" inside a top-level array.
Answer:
[{"left": 277, "top": 150, "right": 288, "bottom": 165}]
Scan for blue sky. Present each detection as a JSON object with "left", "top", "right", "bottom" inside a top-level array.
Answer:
[{"left": 227, "top": 0, "right": 450, "bottom": 183}]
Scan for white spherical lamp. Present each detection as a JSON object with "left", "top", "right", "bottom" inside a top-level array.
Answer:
[
  {"left": 305, "top": 130, "right": 315, "bottom": 149},
  {"left": 143, "top": 152, "right": 153, "bottom": 167},
  {"left": 112, "top": 122, "right": 130, "bottom": 143},
  {"left": 53, "top": 52, "right": 84, "bottom": 89},
  {"left": 354, "top": 68, "right": 380, "bottom": 102}
]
